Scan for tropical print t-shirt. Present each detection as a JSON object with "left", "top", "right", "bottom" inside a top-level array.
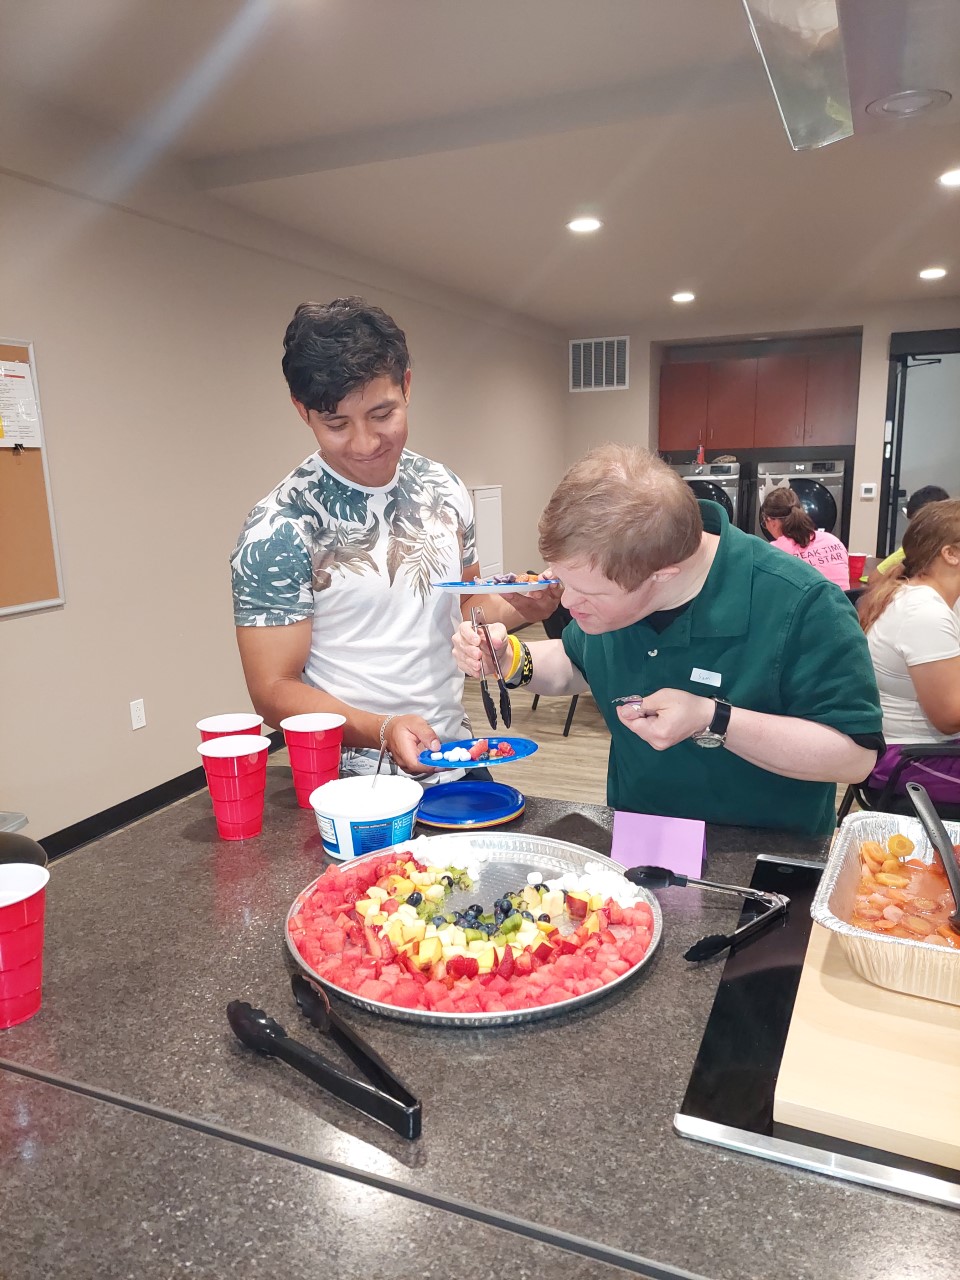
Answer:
[{"left": 231, "top": 449, "right": 477, "bottom": 743}]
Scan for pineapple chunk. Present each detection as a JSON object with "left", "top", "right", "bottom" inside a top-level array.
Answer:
[
  {"left": 366, "top": 886, "right": 388, "bottom": 901},
  {"left": 588, "top": 893, "right": 604, "bottom": 912},
  {"left": 414, "top": 936, "right": 442, "bottom": 969},
  {"left": 354, "top": 898, "right": 377, "bottom": 918},
  {"left": 476, "top": 944, "right": 497, "bottom": 974},
  {"left": 400, "top": 919, "right": 426, "bottom": 944},
  {"left": 424, "top": 884, "right": 445, "bottom": 902},
  {"left": 386, "top": 918, "right": 406, "bottom": 949}
]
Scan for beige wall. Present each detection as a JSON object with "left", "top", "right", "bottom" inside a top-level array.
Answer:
[
  {"left": 565, "top": 298, "right": 960, "bottom": 551},
  {"left": 0, "top": 99, "right": 565, "bottom": 839}
]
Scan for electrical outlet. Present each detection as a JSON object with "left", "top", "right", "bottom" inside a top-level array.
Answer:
[{"left": 130, "top": 698, "right": 146, "bottom": 730}]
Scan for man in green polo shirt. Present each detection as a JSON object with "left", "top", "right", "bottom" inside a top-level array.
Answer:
[{"left": 453, "top": 444, "right": 883, "bottom": 836}]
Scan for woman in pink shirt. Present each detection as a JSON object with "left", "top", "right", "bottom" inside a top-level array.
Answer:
[{"left": 760, "top": 486, "right": 850, "bottom": 589}]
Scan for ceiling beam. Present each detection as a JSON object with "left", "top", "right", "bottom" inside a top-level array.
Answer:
[{"left": 190, "top": 57, "right": 766, "bottom": 189}]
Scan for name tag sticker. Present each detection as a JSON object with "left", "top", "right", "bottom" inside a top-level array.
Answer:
[{"left": 690, "top": 667, "right": 722, "bottom": 688}]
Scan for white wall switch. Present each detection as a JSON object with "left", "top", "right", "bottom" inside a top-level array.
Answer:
[
  {"left": 859, "top": 483, "right": 878, "bottom": 500},
  {"left": 130, "top": 698, "right": 146, "bottom": 730}
]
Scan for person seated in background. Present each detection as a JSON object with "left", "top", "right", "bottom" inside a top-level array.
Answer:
[
  {"left": 866, "top": 484, "right": 949, "bottom": 587},
  {"left": 453, "top": 444, "right": 883, "bottom": 837},
  {"left": 859, "top": 499, "right": 960, "bottom": 800},
  {"left": 760, "top": 485, "right": 849, "bottom": 589},
  {"left": 231, "top": 297, "right": 559, "bottom": 779}
]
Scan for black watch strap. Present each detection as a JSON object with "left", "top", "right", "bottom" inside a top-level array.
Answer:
[{"left": 708, "top": 698, "right": 732, "bottom": 737}]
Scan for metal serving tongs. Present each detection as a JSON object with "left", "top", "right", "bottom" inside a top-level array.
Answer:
[
  {"left": 625, "top": 865, "right": 790, "bottom": 962},
  {"left": 470, "top": 605, "right": 511, "bottom": 730},
  {"left": 906, "top": 782, "right": 960, "bottom": 934},
  {"left": 226, "top": 974, "right": 422, "bottom": 1139}
]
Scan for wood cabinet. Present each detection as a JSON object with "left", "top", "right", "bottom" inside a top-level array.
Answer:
[
  {"left": 803, "top": 349, "right": 860, "bottom": 447},
  {"left": 754, "top": 354, "right": 808, "bottom": 447},
  {"left": 706, "top": 358, "right": 757, "bottom": 449},
  {"left": 658, "top": 361, "right": 709, "bottom": 452},
  {"left": 657, "top": 346, "right": 861, "bottom": 453}
]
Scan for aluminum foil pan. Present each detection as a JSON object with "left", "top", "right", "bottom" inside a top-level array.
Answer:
[
  {"left": 285, "top": 831, "right": 662, "bottom": 1027},
  {"left": 811, "top": 812, "right": 960, "bottom": 1006}
]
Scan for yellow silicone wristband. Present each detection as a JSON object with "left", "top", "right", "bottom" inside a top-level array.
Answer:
[{"left": 502, "top": 633, "right": 523, "bottom": 681}]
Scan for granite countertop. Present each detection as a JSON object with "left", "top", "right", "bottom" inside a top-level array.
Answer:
[
  {"left": 0, "top": 766, "right": 953, "bottom": 1280},
  {"left": 0, "top": 1072, "right": 638, "bottom": 1280}
]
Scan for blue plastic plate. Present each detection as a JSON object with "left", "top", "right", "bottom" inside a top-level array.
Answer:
[
  {"left": 417, "top": 736, "right": 539, "bottom": 769},
  {"left": 415, "top": 780, "right": 525, "bottom": 829},
  {"left": 431, "top": 579, "right": 559, "bottom": 594}
]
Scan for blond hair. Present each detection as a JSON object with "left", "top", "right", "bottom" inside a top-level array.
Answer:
[{"left": 538, "top": 444, "right": 703, "bottom": 590}]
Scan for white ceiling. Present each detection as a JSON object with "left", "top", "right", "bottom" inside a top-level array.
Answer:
[{"left": 2, "top": 0, "right": 959, "bottom": 330}]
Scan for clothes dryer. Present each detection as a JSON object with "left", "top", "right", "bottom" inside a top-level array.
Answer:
[
  {"left": 672, "top": 462, "right": 742, "bottom": 526},
  {"left": 755, "top": 459, "right": 844, "bottom": 538}
]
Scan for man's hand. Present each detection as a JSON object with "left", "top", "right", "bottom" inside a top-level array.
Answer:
[
  {"left": 616, "top": 689, "right": 715, "bottom": 751},
  {"left": 384, "top": 714, "right": 442, "bottom": 774},
  {"left": 505, "top": 574, "right": 563, "bottom": 623},
  {"left": 452, "top": 620, "right": 509, "bottom": 679}
]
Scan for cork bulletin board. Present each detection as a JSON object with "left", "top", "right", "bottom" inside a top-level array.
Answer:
[{"left": 0, "top": 341, "right": 64, "bottom": 615}]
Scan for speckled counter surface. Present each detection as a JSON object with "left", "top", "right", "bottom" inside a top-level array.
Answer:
[
  {"left": 0, "top": 767, "right": 954, "bottom": 1280},
  {"left": 0, "top": 1073, "right": 637, "bottom": 1279}
]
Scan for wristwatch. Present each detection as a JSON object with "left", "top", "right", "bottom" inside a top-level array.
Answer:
[{"left": 692, "top": 698, "right": 731, "bottom": 749}]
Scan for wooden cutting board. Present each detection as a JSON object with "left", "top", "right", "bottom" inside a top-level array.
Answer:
[{"left": 774, "top": 923, "right": 960, "bottom": 1170}]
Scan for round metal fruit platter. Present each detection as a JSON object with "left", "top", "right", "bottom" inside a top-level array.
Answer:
[{"left": 285, "top": 832, "right": 663, "bottom": 1027}]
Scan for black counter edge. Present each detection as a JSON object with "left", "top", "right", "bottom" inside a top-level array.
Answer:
[{"left": 39, "top": 731, "right": 284, "bottom": 860}]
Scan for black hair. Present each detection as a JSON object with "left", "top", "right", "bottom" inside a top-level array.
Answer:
[
  {"left": 906, "top": 485, "right": 950, "bottom": 519},
  {"left": 281, "top": 297, "right": 410, "bottom": 414}
]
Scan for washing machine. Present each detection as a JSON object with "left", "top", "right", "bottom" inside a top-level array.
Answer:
[
  {"left": 755, "top": 459, "right": 844, "bottom": 538},
  {"left": 673, "top": 462, "right": 742, "bottom": 526}
]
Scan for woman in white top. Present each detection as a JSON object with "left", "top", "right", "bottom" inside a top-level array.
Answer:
[
  {"left": 859, "top": 499, "right": 960, "bottom": 800},
  {"left": 760, "top": 486, "right": 849, "bottom": 590}
]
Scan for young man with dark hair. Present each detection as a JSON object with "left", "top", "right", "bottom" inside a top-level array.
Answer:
[
  {"left": 454, "top": 444, "right": 883, "bottom": 835},
  {"left": 232, "top": 298, "right": 559, "bottom": 777}
]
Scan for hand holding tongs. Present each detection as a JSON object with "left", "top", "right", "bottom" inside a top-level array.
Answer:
[
  {"left": 470, "top": 605, "right": 511, "bottom": 730},
  {"left": 625, "top": 865, "right": 790, "bottom": 962},
  {"left": 226, "top": 974, "right": 422, "bottom": 1139}
]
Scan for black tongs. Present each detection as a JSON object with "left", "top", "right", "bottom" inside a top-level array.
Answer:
[
  {"left": 625, "top": 865, "right": 790, "bottom": 962},
  {"left": 226, "top": 974, "right": 422, "bottom": 1139},
  {"left": 470, "top": 604, "right": 511, "bottom": 730}
]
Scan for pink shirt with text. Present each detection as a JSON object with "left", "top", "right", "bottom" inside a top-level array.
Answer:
[{"left": 770, "top": 530, "right": 849, "bottom": 590}]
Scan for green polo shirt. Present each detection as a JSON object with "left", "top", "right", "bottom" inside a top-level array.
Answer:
[{"left": 562, "top": 502, "right": 882, "bottom": 836}]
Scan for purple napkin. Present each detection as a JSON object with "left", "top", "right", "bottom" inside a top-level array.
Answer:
[{"left": 610, "top": 810, "right": 706, "bottom": 878}]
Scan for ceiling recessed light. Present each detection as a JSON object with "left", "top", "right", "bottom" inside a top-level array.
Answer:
[
  {"left": 566, "top": 216, "right": 602, "bottom": 234},
  {"left": 671, "top": 291, "right": 696, "bottom": 304},
  {"left": 939, "top": 167, "right": 960, "bottom": 187},
  {"left": 866, "top": 88, "right": 952, "bottom": 119},
  {"left": 919, "top": 266, "right": 947, "bottom": 280}
]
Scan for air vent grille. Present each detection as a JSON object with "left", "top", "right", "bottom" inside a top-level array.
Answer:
[{"left": 569, "top": 336, "right": 628, "bottom": 391}]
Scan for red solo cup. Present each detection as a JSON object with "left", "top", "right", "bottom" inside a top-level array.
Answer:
[
  {"left": 848, "top": 553, "right": 867, "bottom": 584},
  {"left": 197, "top": 712, "right": 264, "bottom": 742},
  {"left": 0, "top": 863, "right": 50, "bottom": 1030},
  {"left": 197, "top": 734, "right": 271, "bottom": 839},
  {"left": 280, "top": 714, "right": 345, "bottom": 809}
]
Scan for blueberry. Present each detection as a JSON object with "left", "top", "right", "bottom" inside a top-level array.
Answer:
[
  {"left": 535, "top": 884, "right": 548, "bottom": 892},
  {"left": 521, "top": 911, "right": 534, "bottom": 920},
  {"left": 432, "top": 915, "right": 446, "bottom": 927},
  {"left": 407, "top": 891, "right": 423, "bottom": 907},
  {"left": 441, "top": 875, "right": 453, "bottom": 887},
  {"left": 468, "top": 903, "right": 484, "bottom": 915},
  {"left": 538, "top": 913, "right": 551, "bottom": 922}
]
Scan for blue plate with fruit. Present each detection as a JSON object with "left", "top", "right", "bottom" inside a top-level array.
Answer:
[{"left": 417, "top": 736, "right": 538, "bottom": 769}]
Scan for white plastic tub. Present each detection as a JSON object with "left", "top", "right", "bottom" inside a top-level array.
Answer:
[{"left": 309, "top": 776, "right": 423, "bottom": 860}]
